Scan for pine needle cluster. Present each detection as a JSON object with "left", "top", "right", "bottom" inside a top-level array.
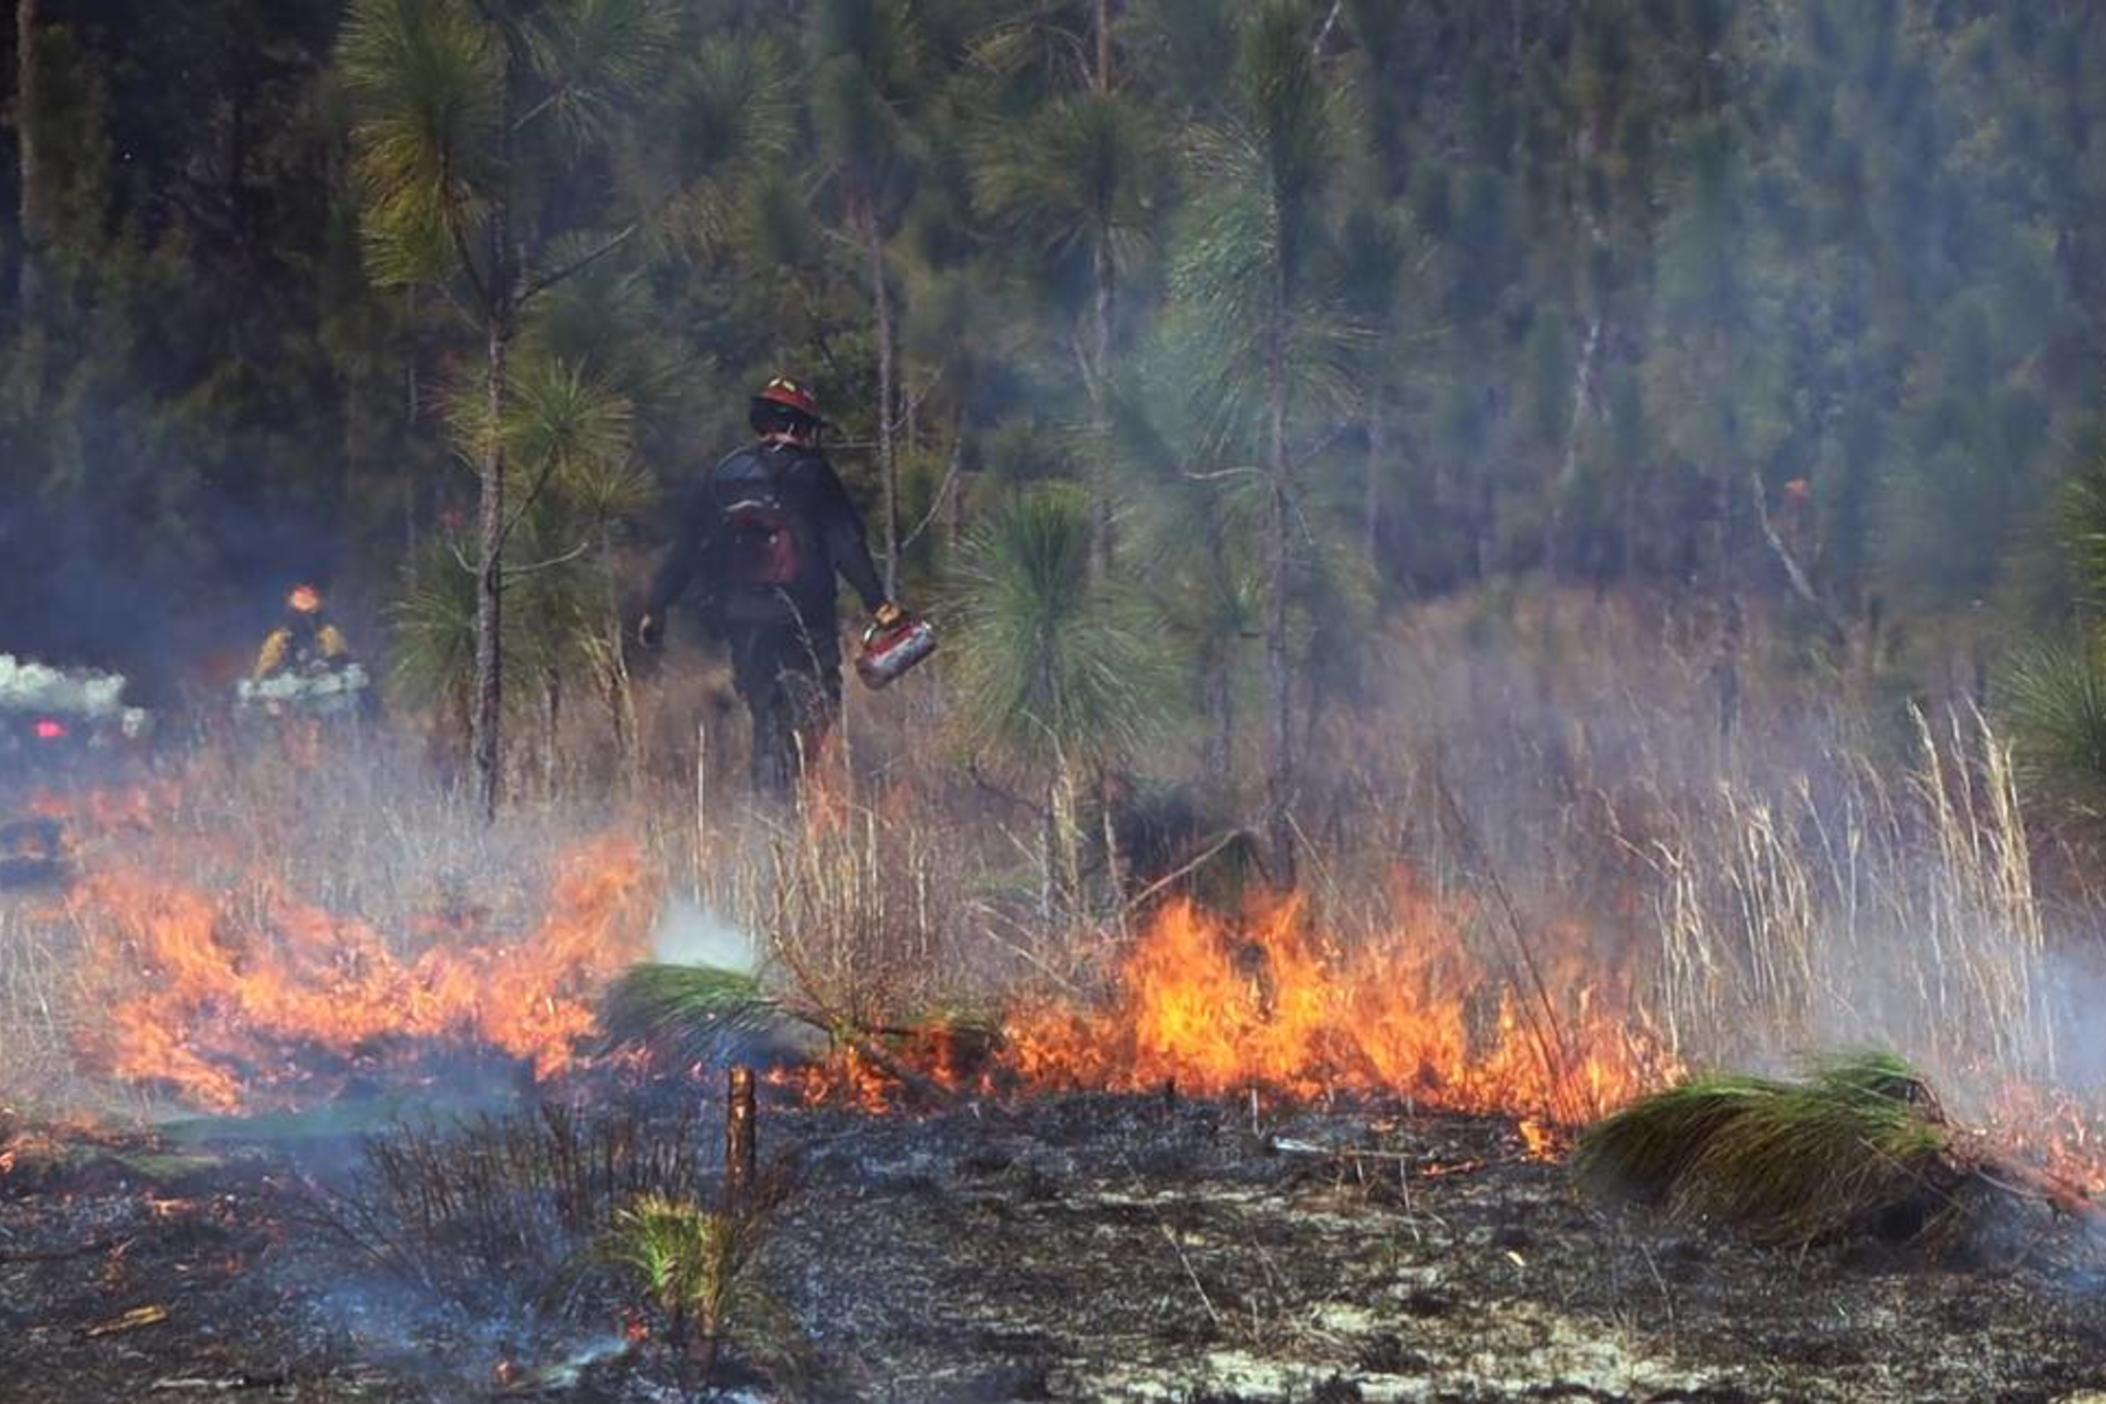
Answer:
[{"left": 1574, "top": 1051, "right": 1963, "bottom": 1247}]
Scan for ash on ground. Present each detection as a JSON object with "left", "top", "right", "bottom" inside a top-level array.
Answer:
[{"left": 5, "top": 1092, "right": 2106, "bottom": 1403}]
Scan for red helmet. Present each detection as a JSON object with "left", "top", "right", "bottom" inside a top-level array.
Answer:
[{"left": 754, "top": 375, "right": 823, "bottom": 424}]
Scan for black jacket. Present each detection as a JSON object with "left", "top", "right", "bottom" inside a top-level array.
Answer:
[{"left": 647, "top": 441, "right": 886, "bottom": 632}]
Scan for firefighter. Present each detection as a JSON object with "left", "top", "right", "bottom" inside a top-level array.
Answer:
[
  {"left": 639, "top": 376, "right": 905, "bottom": 797},
  {"left": 252, "top": 583, "right": 354, "bottom": 681}
]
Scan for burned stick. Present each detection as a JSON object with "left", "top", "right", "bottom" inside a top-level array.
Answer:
[
  {"left": 839, "top": 1029, "right": 959, "bottom": 1109},
  {"left": 0, "top": 1233, "right": 132, "bottom": 1264},
  {"left": 725, "top": 1066, "right": 756, "bottom": 1211},
  {"left": 1954, "top": 1133, "right": 2105, "bottom": 1227}
]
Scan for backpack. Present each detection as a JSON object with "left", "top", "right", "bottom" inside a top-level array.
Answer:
[{"left": 709, "top": 448, "right": 807, "bottom": 589}]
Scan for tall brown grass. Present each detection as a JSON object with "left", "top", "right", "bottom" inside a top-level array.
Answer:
[{"left": 2, "top": 589, "right": 2094, "bottom": 1134}]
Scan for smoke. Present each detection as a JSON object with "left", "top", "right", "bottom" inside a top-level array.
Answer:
[{"left": 652, "top": 896, "right": 759, "bottom": 973}]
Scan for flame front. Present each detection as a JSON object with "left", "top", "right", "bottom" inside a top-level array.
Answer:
[
  {"left": 1005, "top": 888, "right": 1678, "bottom": 1126},
  {"left": 67, "top": 835, "right": 656, "bottom": 1112}
]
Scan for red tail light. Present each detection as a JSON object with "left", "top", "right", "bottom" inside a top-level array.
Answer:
[{"left": 32, "top": 719, "right": 68, "bottom": 742}]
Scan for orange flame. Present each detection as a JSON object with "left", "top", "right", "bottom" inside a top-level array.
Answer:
[
  {"left": 69, "top": 836, "right": 656, "bottom": 1112},
  {"left": 1005, "top": 889, "right": 1678, "bottom": 1126},
  {"left": 1983, "top": 1081, "right": 2106, "bottom": 1198}
]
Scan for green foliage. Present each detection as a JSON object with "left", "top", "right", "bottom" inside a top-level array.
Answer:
[
  {"left": 599, "top": 1194, "right": 790, "bottom": 1380},
  {"left": 388, "top": 345, "right": 640, "bottom": 717},
  {"left": 388, "top": 531, "right": 594, "bottom": 713},
  {"left": 598, "top": 963, "right": 781, "bottom": 1066},
  {"left": 647, "top": 36, "right": 795, "bottom": 263},
  {"left": 1170, "top": 1, "right": 1361, "bottom": 446},
  {"left": 7, "top": 0, "right": 2106, "bottom": 757},
  {"left": 2057, "top": 465, "right": 2106, "bottom": 618},
  {"left": 526, "top": 0, "right": 678, "bottom": 148},
  {"left": 340, "top": 0, "right": 502, "bottom": 290},
  {"left": 1574, "top": 1052, "right": 1960, "bottom": 1246},
  {"left": 973, "top": 93, "right": 1161, "bottom": 276},
  {"left": 2002, "top": 640, "right": 2106, "bottom": 821},
  {"left": 1998, "top": 457, "right": 2106, "bottom": 822},
  {"left": 947, "top": 484, "right": 1178, "bottom": 776}
]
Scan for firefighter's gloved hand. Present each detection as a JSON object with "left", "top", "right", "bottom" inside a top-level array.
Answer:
[{"left": 872, "top": 601, "right": 907, "bottom": 631}]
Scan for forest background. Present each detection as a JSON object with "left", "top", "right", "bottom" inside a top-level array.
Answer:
[{"left": 4, "top": 0, "right": 2106, "bottom": 863}]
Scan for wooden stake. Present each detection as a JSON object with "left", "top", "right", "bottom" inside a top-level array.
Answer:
[{"left": 725, "top": 1065, "right": 756, "bottom": 1211}]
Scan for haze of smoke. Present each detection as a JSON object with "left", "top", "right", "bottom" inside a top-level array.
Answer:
[{"left": 652, "top": 896, "right": 759, "bottom": 974}]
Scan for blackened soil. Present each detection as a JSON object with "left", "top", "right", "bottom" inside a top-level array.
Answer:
[{"left": 6, "top": 1093, "right": 2106, "bottom": 1402}]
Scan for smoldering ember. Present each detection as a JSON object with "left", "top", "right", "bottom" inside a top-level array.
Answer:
[{"left": 10, "top": 5, "right": 2106, "bottom": 1404}]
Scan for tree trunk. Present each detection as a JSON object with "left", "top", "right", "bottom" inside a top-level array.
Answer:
[
  {"left": 1202, "top": 641, "right": 1233, "bottom": 795},
  {"left": 601, "top": 525, "right": 639, "bottom": 796},
  {"left": 1099, "top": 769, "right": 1127, "bottom": 920},
  {"left": 473, "top": 296, "right": 512, "bottom": 821},
  {"left": 1546, "top": 313, "right": 1602, "bottom": 579},
  {"left": 1264, "top": 321, "right": 1296, "bottom": 890},
  {"left": 540, "top": 674, "right": 561, "bottom": 797},
  {"left": 942, "top": 402, "right": 966, "bottom": 568},
  {"left": 16, "top": 0, "right": 43, "bottom": 317},
  {"left": 1094, "top": 0, "right": 1112, "bottom": 92},
  {"left": 1038, "top": 787, "right": 1058, "bottom": 924},
  {"left": 1364, "top": 394, "right": 1386, "bottom": 578},
  {"left": 472, "top": 57, "right": 520, "bottom": 823},
  {"left": 866, "top": 204, "right": 898, "bottom": 598},
  {"left": 1088, "top": 237, "right": 1115, "bottom": 574}
]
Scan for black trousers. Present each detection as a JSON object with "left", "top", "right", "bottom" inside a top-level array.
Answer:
[{"left": 726, "top": 620, "right": 841, "bottom": 797}]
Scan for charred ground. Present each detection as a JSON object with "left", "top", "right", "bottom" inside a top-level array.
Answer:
[{"left": 6, "top": 1091, "right": 2106, "bottom": 1404}]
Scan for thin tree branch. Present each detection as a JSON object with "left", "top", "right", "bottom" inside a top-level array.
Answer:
[
  {"left": 440, "top": 166, "right": 493, "bottom": 313},
  {"left": 495, "top": 451, "right": 568, "bottom": 554},
  {"left": 899, "top": 455, "right": 961, "bottom": 552},
  {"left": 968, "top": 759, "right": 1051, "bottom": 820},
  {"left": 510, "top": 77, "right": 575, "bottom": 135},
  {"left": 445, "top": 529, "right": 591, "bottom": 578},
  {"left": 1119, "top": 828, "right": 1252, "bottom": 916},
  {"left": 519, "top": 221, "right": 641, "bottom": 304},
  {"left": 1312, "top": 0, "right": 1344, "bottom": 56},
  {"left": 502, "top": 539, "right": 595, "bottom": 577},
  {"left": 1751, "top": 468, "right": 1848, "bottom": 646},
  {"left": 888, "top": 368, "right": 944, "bottom": 438}
]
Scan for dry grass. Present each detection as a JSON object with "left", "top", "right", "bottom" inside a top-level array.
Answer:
[
  {"left": 323, "top": 1101, "right": 713, "bottom": 1315},
  {"left": 1, "top": 587, "right": 2098, "bottom": 1154},
  {"left": 1647, "top": 707, "right": 2055, "bottom": 1104},
  {"left": 0, "top": 730, "right": 645, "bottom": 1112}
]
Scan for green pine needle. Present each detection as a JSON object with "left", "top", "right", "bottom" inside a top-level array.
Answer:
[
  {"left": 1575, "top": 1051, "right": 1961, "bottom": 1246},
  {"left": 600, "top": 963, "right": 782, "bottom": 1066}
]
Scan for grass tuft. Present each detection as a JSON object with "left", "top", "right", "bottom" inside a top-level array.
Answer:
[
  {"left": 598, "top": 962, "right": 783, "bottom": 1067},
  {"left": 599, "top": 1192, "right": 797, "bottom": 1386},
  {"left": 1575, "top": 1051, "right": 1962, "bottom": 1246}
]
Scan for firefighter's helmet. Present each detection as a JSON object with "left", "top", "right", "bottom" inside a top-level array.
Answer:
[{"left": 751, "top": 375, "right": 824, "bottom": 429}]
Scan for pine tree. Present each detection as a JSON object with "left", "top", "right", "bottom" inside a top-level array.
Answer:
[
  {"left": 1168, "top": 0, "right": 1357, "bottom": 886},
  {"left": 341, "top": 0, "right": 671, "bottom": 818}
]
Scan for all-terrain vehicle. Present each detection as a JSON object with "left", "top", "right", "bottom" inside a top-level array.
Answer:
[{"left": 0, "top": 654, "right": 154, "bottom": 886}]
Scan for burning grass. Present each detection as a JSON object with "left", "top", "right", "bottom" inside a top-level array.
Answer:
[
  {"left": 5, "top": 593, "right": 2106, "bottom": 1220},
  {"left": 1004, "top": 890, "right": 1675, "bottom": 1126},
  {"left": 0, "top": 744, "right": 661, "bottom": 1113},
  {"left": 66, "top": 835, "right": 656, "bottom": 1111}
]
